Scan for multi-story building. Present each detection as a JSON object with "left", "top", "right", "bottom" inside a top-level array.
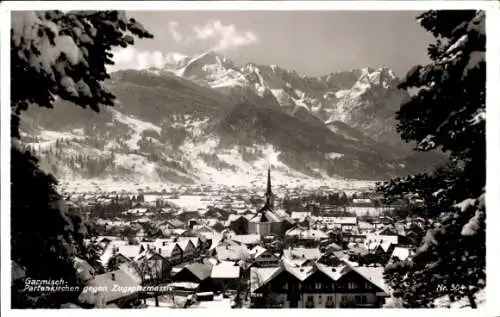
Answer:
[{"left": 250, "top": 261, "right": 388, "bottom": 308}]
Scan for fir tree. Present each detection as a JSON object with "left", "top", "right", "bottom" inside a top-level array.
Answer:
[
  {"left": 380, "top": 10, "right": 485, "bottom": 308},
  {"left": 11, "top": 10, "right": 153, "bottom": 308}
]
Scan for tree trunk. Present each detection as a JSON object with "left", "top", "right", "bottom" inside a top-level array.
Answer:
[
  {"left": 155, "top": 295, "right": 159, "bottom": 307},
  {"left": 467, "top": 293, "right": 477, "bottom": 308}
]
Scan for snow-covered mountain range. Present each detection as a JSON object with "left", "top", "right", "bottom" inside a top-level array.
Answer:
[
  {"left": 20, "top": 50, "right": 445, "bottom": 187},
  {"left": 155, "top": 50, "right": 410, "bottom": 147}
]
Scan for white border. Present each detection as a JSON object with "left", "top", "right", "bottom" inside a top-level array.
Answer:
[
  {"left": 0, "top": 1, "right": 496, "bottom": 11},
  {"left": 1, "top": 1, "right": 499, "bottom": 317}
]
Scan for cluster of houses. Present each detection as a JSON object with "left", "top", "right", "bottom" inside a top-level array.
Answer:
[{"left": 12, "top": 169, "right": 422, "bottom": 309}]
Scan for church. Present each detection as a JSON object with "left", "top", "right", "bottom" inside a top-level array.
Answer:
[{"left": 248, "top": 168, "right": 284, "bottom": 236}]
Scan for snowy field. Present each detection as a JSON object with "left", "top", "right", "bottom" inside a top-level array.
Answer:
[{"left": 57, "top": 177, "right": 376, "bottom": 194}]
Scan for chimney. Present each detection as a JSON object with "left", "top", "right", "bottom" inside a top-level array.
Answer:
[{"left": 111, "top": 273, "right": 116, "bottom": 281}]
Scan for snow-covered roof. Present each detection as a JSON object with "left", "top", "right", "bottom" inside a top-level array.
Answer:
[
  {"left": 79, "top": 269, "right": 141, "bottom": 305},
  {"left": 333, "top": 217, "right": 358, "bottom": 225},
  {"left": 214, "top": 244, "right": 250, "bottom": 261},
  {"left": 286, "top": 228, "right": 328, "bottom": 240},
  {"left": 231, "top": 234, "right": 261, "bottom": 245},
  {"left": 358, "top": 220, "right": 374, "bottom": 230},
  {"left": 290, "top": 211, "right": 311, "bottom": 219},
  {"left": 210, "top": 261, "right": 240, "bottom": 279},
  {"left": 249, "top": 245, "right": 268, "bottom": 259},
  {"left": 283, "top": 247, "right": 321, "bottom": 260},
  {"left": 250, "top": 267, "right": 282, "bottom": 293},
  {"left": 352, "top": 266, "right": 388, "bottom": 294},
  {"left": 177, "top": 239, "right": 194, "bottom": 251},
  {"left": 390, "top": 246, "right": 413, "bottom": 261},
  {"left": 249, "top": 210, "right": 281, "bottom": 223}
]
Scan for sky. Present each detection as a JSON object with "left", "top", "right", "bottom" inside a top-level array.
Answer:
[{"left": 111, "top": 11, "right": 435, "bottom": 77}]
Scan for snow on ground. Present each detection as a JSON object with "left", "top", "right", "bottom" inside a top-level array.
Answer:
[
  {"left": 187, "top": 142, "right": 315, "bottom": 187},
  {"left": 325, "top": 152, "right": 343, "bottom": 160},
  {"left": 26, "top": 129, "right": 86, "bottom": 150},
  {"left": 58, "top": 178, "right": 185, "bottom": 194},
  {"left": 113, "top": 153, "right": 159, "bottom": 181},
  {"left": 335, "top": 89, "right": 351, "bottom": 99},
  {"left": 326, "top": 124, "right": 358, "bottom": 142},
  {"left": 292, "top": 98, "right": 310, "bottom": 112},
  {"left": 270, "top": 88, "right": 293, "bottom": 105},
  {"left": 433, "top": 288, "right": 486, "bottom": 308},
  {"left": 52, "top": 135, "right": 376, "bottom": 193},
  {"left": 167, "top": 195, "right": 216, "bottom": 211},
  {"left": 346, "top": 206, "right": 390, "bottom": 216},
  {"left": 110, "top": 109, "right": 161, "bottom": 150},
  {"left": 146, "top": 295, "right": 233, "bottom": 309},
  {"left": 171, "top": 116, "right": 210, "bottom": 137},
  {"left": 57, "top": 175, "right": 375, "bottom": 194}
]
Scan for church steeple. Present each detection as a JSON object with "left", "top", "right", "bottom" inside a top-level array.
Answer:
[{"left": 264, "top": 166, "right": 274, "bottom": 209}]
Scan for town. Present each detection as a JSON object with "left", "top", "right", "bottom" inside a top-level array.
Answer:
[{"left": 12, "top": 169, "right": 426, "bottom": 309}]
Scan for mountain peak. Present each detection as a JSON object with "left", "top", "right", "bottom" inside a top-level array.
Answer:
[{"left": 179, "top": 50, "right": 237, "bottom": 79}]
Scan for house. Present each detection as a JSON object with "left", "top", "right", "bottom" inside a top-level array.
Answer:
[
  {"left": 250, "top": 263, "right": 312, "bottom": 308},
  {"left": 213, "top": 243, "right": 251, "bottom": 263},
  {"left": 364, "top": 239, "right": 393, "bottom": 255},
  {"left": 342, "top": 233, "right": 366, "bottom": 244},
  {"left": 290, "top": 211, "right": 312, "bottom": 222},
  {"left": 285, "top": 226, "right": 328, "bottom": 242},
  {"left": 99, "top": 241, "right": 142, "bottom": 269},
  {"left": 97, "top": 236, "right": 119, "bottom": 250},
  {"left": 78, "top": 269, "right": 141, "bottom": 308},
  {"left": 151, "top": 240, "right": 183, "bottom": 265},
  {"left": 177, "top": 210, "right": 199, "bottom": 222},
  {"left": 203, "top": 207, "right": 229, "bottom": 220},
  {"left": 164, "top": 219, "right": 185, "bottom": 229},
  {"left": 119, "top": 262, "right": 142, "bottom": 285},
  {"left": 313, "top": 216, "right": 357, "bottom": 232},
  {"left": 136, "top": 249, "right": 170, "bottom": 281},
  {"left": 387, "top": 246, "right": 415, "bottom": 264},
  {"left": 333, "top": 217, "right": 358, "bottom": 233},
  {"left": 178, "top": 239, "right": 196, "bottom": 262},
  {"left": 351, "top": 198, "right": 373, "bottom": 207},
  {"left": 366, "top": 226, "right": 399, "bottom": 245},
  {"left": 210, "top": 221, "right": 225, "bottom": 232},
  {"left": 210, "top": 260, "right": 242, "bottom": 292},
  {"left": 250, "top": 261, "right": 388, "bottom": 308},
  {"left": 193, "top": 225, "right": 216, "bottom": 237},
  {"left": 232, "top": 234, "right": 262, "bottom": 248},
  {"left": 172, "top": 228, "right": 191, "bottom": 237},
  {"left": 226, "top": 215, "right": 250, "bottom": 235},
  {"left": 178, "top": 237, "right": 203, "bottom": 254},
  {"left": 73, "top": 257, "right": 96, "bottom": 283},
  {"left": 332, "top": 266, "right": 387, "bottom": 308},
  {"left": 358, "top": 220, "right": 375, "bottom": 234},
  {"left": 171, "top": 262, "right": 213, "bottom": 291},
  {"left": 249, "top": 246, "right": 280, "bottom": 267},
  {"left": 283, "top": 247, "right": 322, "bottom": 262}
]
